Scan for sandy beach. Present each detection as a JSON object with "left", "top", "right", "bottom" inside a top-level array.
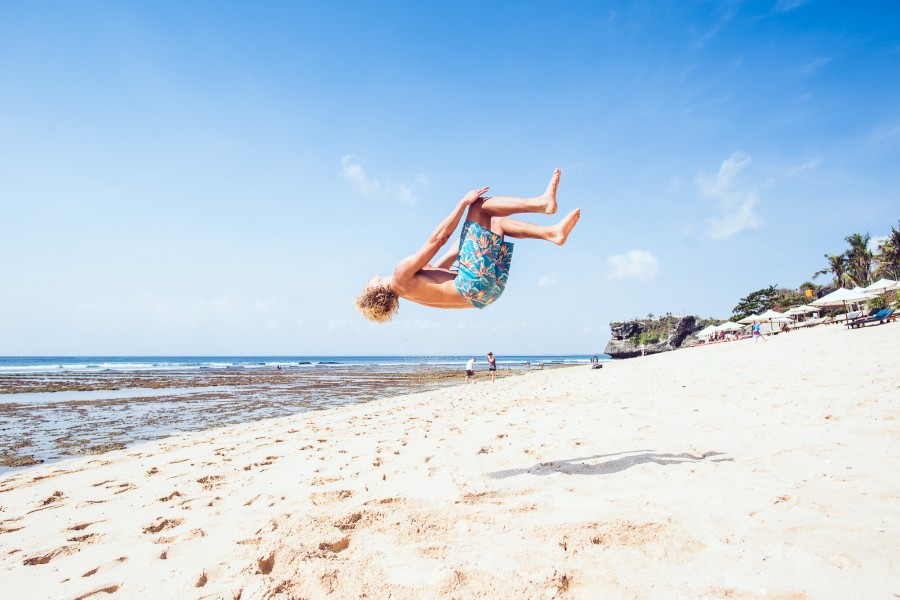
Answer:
[{"left": 1, "top": 324, "right": 898, "bottom": 599}]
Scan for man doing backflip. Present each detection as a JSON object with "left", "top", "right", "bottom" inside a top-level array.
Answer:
[{"left": 356, "top": 169, "right": 580, "bottom": 322}]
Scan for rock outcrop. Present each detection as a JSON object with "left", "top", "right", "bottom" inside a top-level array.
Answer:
[{"left": 604, "top": 315, "right": 698, "bottom": 359}]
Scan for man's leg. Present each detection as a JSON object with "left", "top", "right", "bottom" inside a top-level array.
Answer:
[
  {"left": 490, "top": 209, "right": 581, "bottom": 246},
  {"left": 465, "top": 169, "right": 561, "bottom": 228}
]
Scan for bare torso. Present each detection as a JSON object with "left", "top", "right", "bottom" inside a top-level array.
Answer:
[{"left": 392, "top": 266, "right": 471, "bottom": 309}]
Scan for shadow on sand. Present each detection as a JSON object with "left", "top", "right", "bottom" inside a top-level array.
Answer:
[{"left": 487, "top": 450, "right": 732, "bottom": 479}]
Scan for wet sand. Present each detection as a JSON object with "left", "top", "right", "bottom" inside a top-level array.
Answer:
[
  {"left": 1, "top": 324, "right": 898, "bottom": 598},
  {"left": 0, "top": 367, "right": 527, "bottom": 470}
]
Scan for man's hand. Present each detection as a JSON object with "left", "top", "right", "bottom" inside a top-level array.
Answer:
[{"left": 461, "top": 186, "right": 490, "bottom": 206}]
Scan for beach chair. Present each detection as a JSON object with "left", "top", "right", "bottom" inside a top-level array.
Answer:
[
  {"left": 850, "top": 309, "right": 894, "bottom": 328},
  {"left": 847, "top": 308, "right": 879, "bottom": 328}
]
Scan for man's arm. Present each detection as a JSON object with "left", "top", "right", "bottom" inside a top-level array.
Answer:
[
  {"left": 393, "top": 186, "right": 488, "bottom": 286},
  {"left": 432, "top": 244, "right": 460, "bottom": 270}
]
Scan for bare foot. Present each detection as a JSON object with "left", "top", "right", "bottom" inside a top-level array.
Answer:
[
  {"left": 551, "top": 208, "right": 580, "bottom": 245},
  {"left": 542, "top": 169, "right": 561, "bottom": 215}
]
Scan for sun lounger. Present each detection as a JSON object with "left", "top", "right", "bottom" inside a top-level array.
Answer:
[
  {"left": 803, "top": 316, "right": 827, "bottom": 328},
  {"left": 847, "top": 308, "right": 880, "bottom": 328},
  {"left": 850, "top": 308, "right": 895, "bottom": 328}
]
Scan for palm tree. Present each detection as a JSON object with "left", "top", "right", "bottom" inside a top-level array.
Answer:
[
  {"left": 813, "top": 253, "right": 849, "bottom": 288},
  {"left": 874, "top": 221, "right": 900, "bottom": 280},
  {"left": 844, "top": 232, "right": 873, "bottom": 287}
]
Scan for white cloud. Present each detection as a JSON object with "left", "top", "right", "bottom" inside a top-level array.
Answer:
[
  {"left": 340, "top": 155, "right": 428, "bottom": 205},
  {"left": 607, "top": 250, "right": 660, "bottom": 282},
  {"left": 695, "top": 152, "right": 762, "bottom": 239},
  {"left": 667, "top": 176, "right": 685, "bottom": 193},
  {"left": 326, "top": 318, "right": 355, "bottom": 332},
  {"left": 870, "top": 235, "right": 889, "bottom": 254},
  {"left": 798, "top": 56, "right": 831, "bottom": 76},
  {"left": 537, "top": 273, "right": 558, "bottom": 288},
  {"left": 775, "top": 0, "right": 810, "bottom": 13},
  {"left": 787, "top": 156, "right": 822, "bottom": 177}
]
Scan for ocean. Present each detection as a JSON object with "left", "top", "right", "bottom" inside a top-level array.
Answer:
[{"left": 0, "top": 355, "right": 605, "bottom": 374}]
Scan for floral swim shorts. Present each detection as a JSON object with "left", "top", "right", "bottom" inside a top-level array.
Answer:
[{"left": 454, "top": 220, "right": 514, "bottom": 309}]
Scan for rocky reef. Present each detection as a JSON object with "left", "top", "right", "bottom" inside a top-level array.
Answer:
[{"left": 604, "top": 315, "right": 698, "bottom": 359}]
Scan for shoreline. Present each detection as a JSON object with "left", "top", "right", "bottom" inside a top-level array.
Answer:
[
  {"left": 1, "top": 366, "right": 543, "bottom": 472},
  {"left": 1, "top": 324, "right": 898, "bottom": 598}
]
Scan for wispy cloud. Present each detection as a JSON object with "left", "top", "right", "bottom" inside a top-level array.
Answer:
[
  {"left": 798, "top": 56, "right": 831, "bottom": 76},
  {"left": 537, "top": 273, "right": 558, "bottom": 288},
  {"left": 870, "top": 235, "right": 889, "bottom": 254},
  {"left": 607, "top": 250, "right": 660, "bottom": 282},
  {"left": 689, "top": 3, "right": 740, "bottom": 50},
  {"left": 787, "top": 156, "right": 822, "bottom": 177},
  {"left": 326, "top": 318, "right": 357, "bottom": 332},
  {"left": 77, "top": 292, "right": 297, "bottom": 330},
  {"left": 695, "top": 152, "right": 762, "bottom": 239},
  {"left": 394, "top": 319, "right": 529, "bottom": 335},
  {"left": 774, "top": 0, "right": 811, "bottom": 13},
  {"left": 340, "top": 155, "right": 428, "bottom": 205}
]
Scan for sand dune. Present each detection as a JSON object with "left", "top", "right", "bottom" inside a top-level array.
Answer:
[{"left": 1, "top": 323, "right": 898, "bottom": 599}]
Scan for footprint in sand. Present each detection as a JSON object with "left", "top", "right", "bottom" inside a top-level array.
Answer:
[
  {"left": 257, "top": 551, "right": 275, "bottom": 575},
  {"left": 23, "top": 544, "right": 79, "bottom": 565},
  {"left": 40, "top": 490, "right": 65, "bottom": 506},
  {"left": 318, "top": 537, "right": 350, "bottom": 553},
  {"left": 334, "top": 512, "right": 364, "bottom": 531},
  {"left": 72, "top": 584, "right": 122, "bottom": 600},
  {"left": 143, "top": 518, "right": 183, "bottom": 535},
  {"left": 311, "top": 490, "right": 352, "bottom": 505},
  {"left": 196, "top": 475, "right": 224, "bottom": 491},
  {"left": 82, "top": 556, "right": 127, "bottom": 578},
  {"left": 67, "top": 533, "right": 102, "bottom": 543}
]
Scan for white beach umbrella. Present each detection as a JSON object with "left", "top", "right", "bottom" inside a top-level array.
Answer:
[
  {"left": 810, "top": 287, "right": 875, "bottom": 328},
  {"left": 716, "top": 321, "right": 745, "bottom": 331},
  {"left": 756, "top": 309, "right": 791, "bottom": 322},
  {"left": 737, "top": 314, "right": 759, "bottom": 325},
  {"left": 863, "top": 278, "right": 897, "bottom": 294},
  {"left": 784, "top": 304, "right": 819, "bottom": 316},
  {"left": 696, "top": 325, "right": 719, "bottom": 339},
  {"left": 810, "top": 287, "right": 873, "bottom": 307}
]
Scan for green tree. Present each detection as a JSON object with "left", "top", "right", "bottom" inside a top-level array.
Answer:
[
  {"left": 774, "top": 288, "right": 808, "bottom": 311},
  {"left": 798, "top": 281, "right": 820, "bottom": 292},
  {"left": 844, "top": 232, "right": 873, "bottom": 287},
  {"left": 813, "top": 253, "right": 849, "bottom": 288},
  {"left": 874, "top": 221, "right": 900, "bottom": 280},
  {"left": 731, "top": 285, "right": 779, "bottom": 321}
]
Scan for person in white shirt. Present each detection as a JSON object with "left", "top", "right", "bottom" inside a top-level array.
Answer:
[{"left": 465, "top": 357, "right": 477, "bottom": 384}]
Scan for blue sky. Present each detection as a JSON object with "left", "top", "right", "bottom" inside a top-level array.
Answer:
[{"left": 2, "top": 1, "right": 899, "bottom": 356}]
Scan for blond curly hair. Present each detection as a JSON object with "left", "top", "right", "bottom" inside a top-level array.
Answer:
[{"left": 355, "top": 285, "right": 399, "bottom": 323}]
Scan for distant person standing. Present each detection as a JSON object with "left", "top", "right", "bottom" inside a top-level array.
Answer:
[
  {"left": 465, "top": 357, "right": 477, "bottom": 384},
  {"left": 486, "top": 352, "right": 497, "bottom": 382},
  {"left": 752, "top": 321, "right": 767, "bottom": 343},
  {"left": 640, "top": 343, "right": 646, "bottom": 356}
]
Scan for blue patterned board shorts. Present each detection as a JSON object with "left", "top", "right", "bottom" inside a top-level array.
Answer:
[{"left": 454, "top": 220, "right": 514, "bottom": 309}]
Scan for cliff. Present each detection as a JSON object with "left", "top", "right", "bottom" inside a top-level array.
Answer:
[{"left": 604, "top": 315, "right": 698, "bottom": 359}]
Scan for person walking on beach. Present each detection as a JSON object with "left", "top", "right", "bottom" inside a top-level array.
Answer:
[
  {"left": 640, "top": 342, "right": 646, "bottom": 356},
  {"left": 465, "top": 357, "right": 477, "bottom": 384},
  {"left": 486, "top": 352, "right": 497, "bottom": 382},
  {"left": 356, "top": 169, "right": 581, "bottom": 322},
  {"left": 752, "top": 321, "right": 767, "bottom": 343}
]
